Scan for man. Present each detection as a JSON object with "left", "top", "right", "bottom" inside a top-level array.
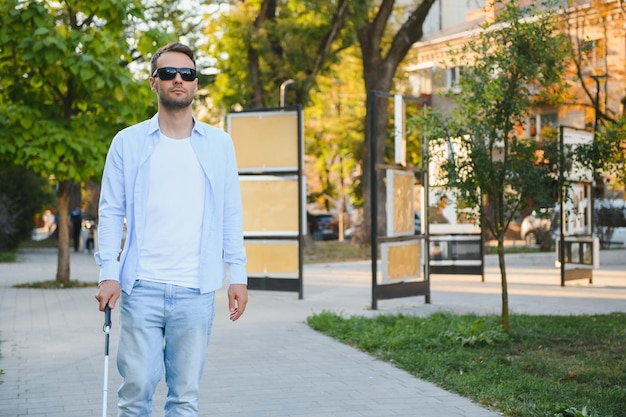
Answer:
[
  {"left": 428, "top": 195, "right": 450, "bottom": 224},
  {"left": 69, "top": 205, "right": 83, "bottom": 251},
  {"left": 94, "top": 41, "right": 248, "bottom": 417}
]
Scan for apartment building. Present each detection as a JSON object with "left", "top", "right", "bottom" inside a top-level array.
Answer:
[{"left": 407, "top": 0, "right": 626, "bottom": 137}]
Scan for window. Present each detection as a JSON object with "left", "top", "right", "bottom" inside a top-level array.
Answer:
[
  {"left": 582, "top": 38, "right": 606, "bottom": 69},
  {"left": 529, "top": 113, "right": 558, "bottom": 139},
  {"left": 410, "top": 69, "right": 433, "bottom": 96},
  {"left": 446, "top": 66, "right": 465, "bottom": 92}
]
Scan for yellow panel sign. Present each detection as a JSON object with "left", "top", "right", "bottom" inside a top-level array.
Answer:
[
  {"left": 245, "top": 241, "right": 299, "bottom": 277},
  {"left": 229, "top": 111, "right": 299, "bottom": 171},
  {"left": 240, "top": 176, "right": 299, "bottom": 235},
  {"left": 381, "top": 241, "right": 421, "bottom": 282},
  {"left": 386, "top": 170, "right": 414, "bottom": 236}
]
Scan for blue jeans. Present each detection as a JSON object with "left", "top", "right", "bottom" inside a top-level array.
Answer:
[{"left": 117, "top": 280, "right": 216, "bottom": 417}]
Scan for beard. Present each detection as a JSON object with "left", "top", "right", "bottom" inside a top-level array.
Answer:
[{"left": 157, "top": 85, "right": 194, "bottom": 110}]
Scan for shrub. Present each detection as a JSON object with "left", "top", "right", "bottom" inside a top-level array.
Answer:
[{"left": 0, "top": 167, "right": 55, "bottom": 252}]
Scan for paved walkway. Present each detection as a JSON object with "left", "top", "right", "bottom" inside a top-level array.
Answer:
[{"left": 1, "top": 248, "right": 625, "bottom": 417}]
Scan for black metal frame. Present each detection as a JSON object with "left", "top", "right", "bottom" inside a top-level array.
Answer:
[
  {"left": 368, "top": 90, "right": 430, "bottom": 310},
  {"left": 558, "top": 125, "right": 596, "bottom": 287},
  {"left": 428, "top": 234, "right": 484, "bottom": 278},
  {"left": 230, "top": 105, "right": 304, "bottom": 299}
]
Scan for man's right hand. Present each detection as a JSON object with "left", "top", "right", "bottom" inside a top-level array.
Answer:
[{"left": 95, "top": 280, "right": 121, "bottom": 311}]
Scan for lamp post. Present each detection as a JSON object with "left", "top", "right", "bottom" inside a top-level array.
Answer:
[
  {"left": 589, "top": 74, "right": 608, "bottom": 220},
  {"left": 590, "top": 74, "right": 608, "bottom": 131},
  {"left": 279, "top": 79, "right": 294, "bottom": 107}
]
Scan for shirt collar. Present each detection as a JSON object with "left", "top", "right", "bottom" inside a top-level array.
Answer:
[{"left": 148, "top": 113, "right": 201, "bottom": 136}]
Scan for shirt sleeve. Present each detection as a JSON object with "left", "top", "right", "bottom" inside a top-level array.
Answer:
[
  {"left": 221, "top": 138, "right": 248, "bottom": 285},
  {"left": 94, "top": 135, "right": 126, "bottom": 283}
]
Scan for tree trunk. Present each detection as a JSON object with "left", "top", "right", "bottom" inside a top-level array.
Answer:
[
  {"left": 497, "top": 234, "right": 509, "bottom": 331},
  {"left": 56, "top": 180, "right": 72, "bottom": 284},
  {"left": 357, "top": 0, "right": 435, "bottom": 242}
]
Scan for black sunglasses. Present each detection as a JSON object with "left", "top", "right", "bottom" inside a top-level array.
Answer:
[{"left": 152, "top": 67, "right": 197, "bottom": 82}]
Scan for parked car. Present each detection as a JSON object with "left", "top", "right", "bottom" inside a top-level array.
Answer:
[
  {"left": 520, "top": 208, "right": 553, "bottom": 246},
  {"left": 594, "top": 200, "right": 626, "bottom": 247},
  {"left": 521, "top": 200, "right": 626, "bottom": 248},
  {"left": 307, "top": 212, "right": 339, "bottom": 240}
]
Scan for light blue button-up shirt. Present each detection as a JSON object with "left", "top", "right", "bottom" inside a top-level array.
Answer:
[{"left": 95, "top": 113, "right": 247, "bottom": 295}]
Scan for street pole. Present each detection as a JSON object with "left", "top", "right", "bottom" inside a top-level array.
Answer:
[
  {"left": 280, "top": 79, "right": 294, "bottom": 107},
  {"left": 589, "top": 74, "right": 608, "bottom": 235},
  {"left": 590, "top": 74, "right": 608, "bottom": 132}
]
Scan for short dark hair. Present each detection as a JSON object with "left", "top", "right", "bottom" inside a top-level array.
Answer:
[{"left": 150, "top": 42, "right": 196, "bottom": 75}]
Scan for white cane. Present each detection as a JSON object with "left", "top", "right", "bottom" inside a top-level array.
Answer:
[{"left": 102, "top": 306, "right": 112, "bottom": 417}]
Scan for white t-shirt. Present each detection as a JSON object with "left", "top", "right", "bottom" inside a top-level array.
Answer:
[{"left": 137, "top": 133, "right": 205, "bottom": 288}]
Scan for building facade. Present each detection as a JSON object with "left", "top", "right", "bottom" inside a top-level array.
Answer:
[
  {"left": 405, "top": 0, "right": 626, "bottom": 195},
  {"left": 408, "top": 0, "right": 625, "bottom": 134}
]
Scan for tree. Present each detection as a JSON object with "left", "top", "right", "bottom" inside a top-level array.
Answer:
[
  {"left": 594, "top": 117, "right": 626, "bottom": 188},
  {"left": 417, "top": 0, "right": 571, "bottom": 330},
  {"left": 203, "top": 0, "right": 357, "bottom": 112},
  {"left": 357, "top": 0, "right": 436, "bottom": 239},
  {"left": 203, "top": 0, "right": 368, "bottom": 235},
  {"left": 0, "top": 0, "right": 152, "bottom": 283},
  {"left": 573, "top": 114, "right": 626, "bottom": 195},
  {"left": 205, "top": 0, "right": 437, "bottom": 240},
  {"left": 305, "top": 47, "right": 365, "bottom": 238}
]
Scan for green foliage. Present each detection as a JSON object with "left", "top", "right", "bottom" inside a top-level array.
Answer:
[
  {"left": 484, "top": 245, "right": 542, "bottom": 255},
  {"left": 203, "top": 0, "right": 363, "bottom": 112},
  {"left": 308, "top": 312, "right": 626, "bottom": 417},
  {"left": 203, "top": 1, "right": 368, "bottom": 210},
  {"left": 549, "top": 405, "right": 600, "bottom": 417},
  {"left": 124, "top": 0, "right": 215, "bottom": 79},
  {"left": 302, "top": 240, "right": 544, "bottom": 264},
  {"left": 441, "top": 0, "right": 570, "bottom": 234},
  {"left": 595, "top": 203, "right": 626, "bottom": 248},
  {"left": 305, "top": 48, "right": 365, "bottom": 210},
  {"left": 0, "top": 251, "right": 17, "bottom": 262},
  {"left": 575, "top": 116, "right": 626, "bottom": 188},
  {"left": 0, "top": 0, "right": 159, "bottom": 282},
  {"left": 441, "top": 318, "right": 509, "bottom": 347},
  {"left": 0, "top": 167, "right": 55, "bottom": 251},
  {"left": 411, "top": 0, "right": 572, "bottom": 329},
  {"left": 303, "top": 240, "right": 371, "bottom": 263},
  {"left": 202, "top": 1, "right": 432, "bottom": 218},
  {"left": 596, "top": 205, "right": 626, "bottom": 228},
  {"left": 0, "top": 0, "right": 153, "bottom": 183}
]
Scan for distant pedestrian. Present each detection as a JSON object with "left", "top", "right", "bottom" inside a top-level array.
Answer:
[
  {"left": 43, "top": 209, "right": 55, "bottom": 233},
  {"left": 428, "top": 195, "right": 450, "bottom": 224},
  {"left": 85, "top": 221, "right": 95, "bottom": 253},
  {"left": 69, "top": 206, "right": 83, "bottom": 251}
]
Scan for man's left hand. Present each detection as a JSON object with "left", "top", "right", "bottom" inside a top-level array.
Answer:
[{"left": 228, "top": 284, "right": 248, "bottom": 321}]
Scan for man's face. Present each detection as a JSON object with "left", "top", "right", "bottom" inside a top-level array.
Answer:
[{"left": 150, "top": 51, "right": 198, "bottom": 110}]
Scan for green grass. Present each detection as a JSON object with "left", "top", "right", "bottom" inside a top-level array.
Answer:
[
  {"left": 0, "top": 251, "right": 16, "bottom": 262},
  {"left": 304, "top": 240, "right": 372, "bottom": 263},
  {"left": 13, "top": 280, "right": 97, "bottom": 289},
  {"left": 305, "top": 240, "right": 551, "bottom": 264},
  {"left": 1, "top": 236, "right": 58, "bottom": 263},
  {"left": 307, "top": 311, "right": 626, "bottom": 417},
  {"left": 2, "top": 236, "right": 562, "bottom": 265},
  {"left": 485, "top": 245, "right": 543, "bottom": 255}
]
